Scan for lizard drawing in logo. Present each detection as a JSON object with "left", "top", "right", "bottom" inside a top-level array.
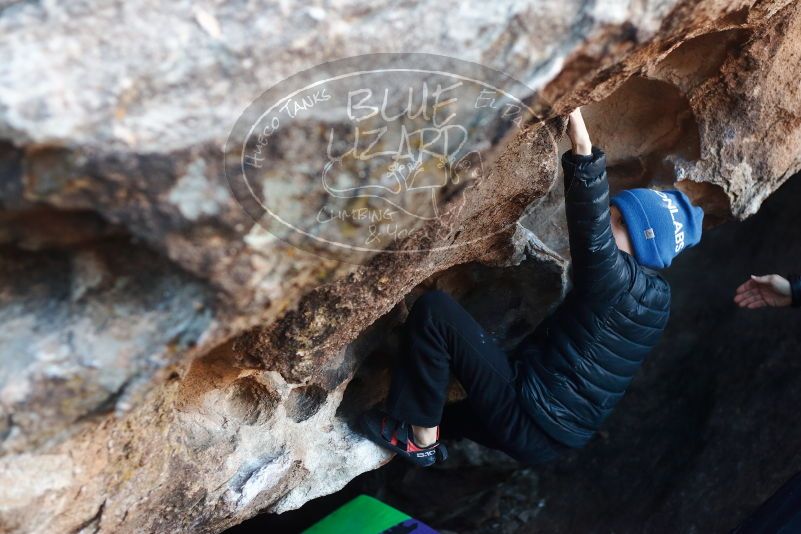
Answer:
[{"left": 320, "top": 119, "right": 485, "bottom": 229}]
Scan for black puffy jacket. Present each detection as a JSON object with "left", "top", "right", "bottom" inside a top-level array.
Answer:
[{"left": 516, "top": 146, "right": 672, "bottom": 449}]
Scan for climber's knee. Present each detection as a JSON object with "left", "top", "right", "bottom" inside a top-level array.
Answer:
[{"left": 407, "top": 290, "right": 455, "bottom": 322}]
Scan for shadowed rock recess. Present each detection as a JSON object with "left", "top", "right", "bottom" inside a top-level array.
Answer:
[{"left": 1, "top": 0, "right": 801, "bottom": 532}]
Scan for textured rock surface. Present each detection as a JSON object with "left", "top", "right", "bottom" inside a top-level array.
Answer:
[{"left": 2, "top": 0, "right": 801, "bottom": 532}]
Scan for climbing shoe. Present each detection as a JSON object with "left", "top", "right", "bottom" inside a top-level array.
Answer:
[{"left": 360, "top": 408, "right": 448, "bottom": 467}]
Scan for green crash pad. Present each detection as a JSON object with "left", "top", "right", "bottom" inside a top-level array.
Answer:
[{"left": 303, "top": 494, "right": 438, "bottom": 534}]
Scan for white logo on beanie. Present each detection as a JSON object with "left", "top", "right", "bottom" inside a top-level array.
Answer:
[{"left": 654, "top": 191, "right": 685, "bottom": 253}]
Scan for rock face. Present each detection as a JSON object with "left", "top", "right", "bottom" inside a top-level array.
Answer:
[{"left": 1, "top": 0, "right": 801, "bottom": 532}]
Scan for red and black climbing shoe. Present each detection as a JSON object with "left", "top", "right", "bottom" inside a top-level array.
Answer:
[{"left": 360, "top": 408, "right": 448, "bottom": 467}]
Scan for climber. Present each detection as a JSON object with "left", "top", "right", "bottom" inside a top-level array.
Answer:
[
  {"left": 359, "top": 107, "right": 705, "bottom": 467},
  {"left": 734, "top": 273, "right": 801, "bottom": 308}
]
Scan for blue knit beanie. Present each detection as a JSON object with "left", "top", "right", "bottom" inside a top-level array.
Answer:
[{"left": 610, "top": 188, "right": 704, "bottom": 269}]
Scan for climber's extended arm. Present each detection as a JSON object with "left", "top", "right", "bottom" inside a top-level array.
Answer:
[{"left": 562, "top": 108, "right": 628, "bottom": 296}]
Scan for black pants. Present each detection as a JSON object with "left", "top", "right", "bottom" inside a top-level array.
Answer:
[
  {"left": 733, "top": 470, "right": 801, "bottom": 533},
  {"left": 385, "top": 290, "right": 567, "bottom": 465}
]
